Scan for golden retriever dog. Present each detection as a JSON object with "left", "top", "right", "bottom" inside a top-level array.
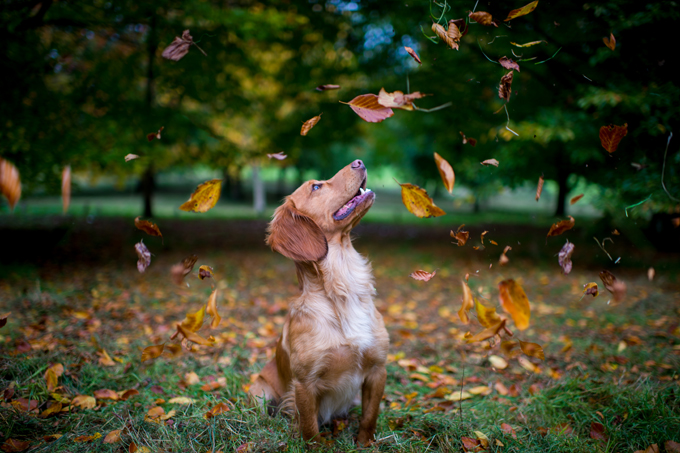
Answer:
[{"left": 249, "top": 159, "right": 389, "bottom": 445}]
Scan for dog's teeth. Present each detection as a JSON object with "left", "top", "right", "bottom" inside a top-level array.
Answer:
[
  {"left": 359, "top": 188, "right": 365, "bottom": 195},
  {"left": 365, "top": 188, "right": 372, "bottom": 192}
]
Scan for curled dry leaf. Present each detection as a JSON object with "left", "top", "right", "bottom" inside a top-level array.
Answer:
[
  {"left": 206, "top": 289, "right": 221, "bottom": 328},
  {"left": 505, "top": 0, "right": 539, "bottom": 21},
  {"left": 377, "top": 88, "right": 429, "bottom": 111},
  {"left": 459, "top": 280, "right": 475, "bottom": 324},
  {"left": 481, "top": 231, "right": 488, "bottom": 244},
  {"left": 315, "top": 84, "right": 340, "bottom": 91},
  {"left": 341, "top": 94, "right": 394, "bottom": 123},
  {"left": 547, "top": 216, "right": 575, "bottom": 238},
  {"left": 469, "top": 11, "right": 498, "bottom": 26},
  {"left": 0, "top": 158, "right": 22, "bottom": 210},
  {"left": 460, "top": 131, "right": 477, "bottom": 146},
  {"left": 135, "top": 240, "right": 151, "bottom": 273},
  {"left": 510, "top": 40, "right": 546, "bottom": 47},
  {"left": 103, "top": 430, "right": 123, "bottom": 444},
  {"left": 498, "top": 279, "right": 531, "bottom": 330},
  {"left": 499, "top": 56, "right": 520, "bottom": 72},
  {"left": 475, "top": 298, "right": 501, "bottom": 328},
  {"left": 599, "top": 270, "right": 626, "bottom": 303},
  {"left": 466, "top": 318, "right": 507, "bottom": 343},
  {"left": 301, "top": 114, "right": 322, "bottom": 136},
  {"left": 570, "top": 194, "right": 584, "bottom": 205},
  {"left": 599, "top": 123, "right": 627, "bottom": 153},
  {"left": 162, "top": 30, "right": 206, "bottom": 61},
  {"left": 498, "top": 72, "right": 513, "bottom": 102},
  {"left": 481, "top": 159, "right": 500, "bottom": 167},
  {"left": 267, "top": 152, "right": 287, "bottom": 160},
  {"left": 519, "top": 340, "right": 545, "bottom": 360},
  {"left": 176, "top": 324, "right": 215, "bottom": 346},
  {"left": 583, "top": 282, "right": 599, "bottom": 297},
  {"left": 431, "top": 22, "right": 461, "bottom": 50},
  {"left": 141, "top": 344, "right": 164, "bottom": 362},
  {"left": 603, "top": 32, "right": 616, "bottom": 51},
  {"left": 536, "top": 175, "right": 545, "bottom": 201},
  {"left": 499, "top": 245, "right": 512, "bottom": 266},
  {"left": 170, "top": 255, "right": 198, "bottom": 286},
  {"left": 179, "top": 179, "right": 222, "bottom": 213},
  {"left": 62, "top": 166, "right": 71, "bottom": 214},
  {"left": 434, "top": 152, "right": 455, "bottom": 193},
  {"left": 180, "top": 306, "right": 205, "bottom": 332},
  {"left": 134, "top": 217, "right": 163, "bottom": 239},
  {"left": 198, "top": 265, "right": 213, "bottom": 280},
  {"left": 451, "top": 225, "right": 469, "bottom": 246},
  {"left": 147, "top": 126, "right": 164, "bottom": 142},
  {"left": 404, "top": 46, "right": 421, "bottom": 64},
  {"left": 205, "top": 402, "right": 230, "bottom": 419},
  {"left": 558, "top": 240, "right": 575, "bottom": 274},
  {"left": 125, "top": 154, "right": 140, "bottom": 162},
  {"left": 409, "top": 270, "right": 437, "bottom": 282},
  {"left": 396, "top": 181, "right": 446, "bottom": 218}
]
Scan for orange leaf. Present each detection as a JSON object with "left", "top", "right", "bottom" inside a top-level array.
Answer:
[
  {"left": 570, "top": 194, "right": 584, "bottom": 205},
  {"left": 469, "top": 11, "right": 497, "bottom": 26},
  {"left": 481, "top": 159, "right": 500, "bottom": 167},
  {"left": 71, "top": 395, "right": 96, "bottom": 409},
  {"left": 134, "top": 217, "right": 163, "bottom": 239},
  {"left": 301, "top": 114, "right": 322, "bottom": 136},
  {"left": 465, "top": 318, "right": 507, "bottom": 343},
  {"left": 409, "top": 270, "right": 436, "bottom": 282},
  {"left": 459, "top": 280, "right": 474, "bottom": 324},
  {"left": 44, "top": 368, "right": 58, "bottom": 392},
  {"left": 498, "top": 279, "right": 531, "bottom": 330},
  {"left": 0, "top": 158, "right": 22, "bottom": 210},
  {"left": 204, "top": 402, "right": 230, "bottom": 419},
  {"left": 39, "top": 402, "right": 62, "bottom": 418},
  {"left": 603, "top": 32, "right": 616, "bottom": 51},
  {"left": 434, "top": 152, "right": 455, "bottom": 193},
  {"left": 377, "top": 88, "right": 428, "bottom": 111},
  {"left": 94, "top": 389, "right": 119, "bottom": 401},
  {"left": 535, "top": 175, "right": 544, "bottom": 201},
  {"left": 206, "top": 290, "right": 221, "bottom": 328},
  {"left": 61, "top": 166, "right": 71, "bottom": 214},
  {"left": 141, "top": 344, "right": 165, "bottom": 362},
  {"left": 474, "top": 299, "right": 501, "bottom": 328},
  {"left": 396, "top": 180, "right": 446, "bottom": 218},
  {"left": 505, "top": 0, "right": 539, "bottom": 21},
  {"left": 1, "top": 439, "right": 30, "bottom": 452},
  {"left": 119, "top": 389, "right": 139, "bottom": 401},
  {"left": 179, "top": 179, "right": 222, "bottom": 213},
  {"left": 599, "top": 123, "right": 627, "bottom": 153},
  {"left": 547, "top": 216, "right": 575, "bottom": 237},
  {"left": 519, "top": 340, "right": 544, "bottom": 360},
  {"left": 404, "top": 46, "right": 421, "bottom": 64},
  {"left": 73, "top": 433, "right": 102, "bottom": 443},
  {"left": 451, "top": 225, "right": 469, "bottom": 246},
  {"left": 341, "top": 94, "right": 394, "bottom": 123},
  {"left": 498, "top": 72, "right": 513, "bottom": 101},
  {"left": 176, "top": 324, "right": 215, "bottom": 346}
]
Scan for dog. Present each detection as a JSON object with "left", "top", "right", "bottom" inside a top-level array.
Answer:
[{"left": 249, "top": 159, "right": 390, "bottom": 445}]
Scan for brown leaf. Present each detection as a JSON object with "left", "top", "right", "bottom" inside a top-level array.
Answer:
[
  {"left": 536, "top": 175, "right": 544, "bottom": 201},
  {"left": 498, "top": 72, "right": 513, "bottom": 102},
  {"left": 124, "top": 154, "right": 140, "bottom": 162},
  {"left": 206, "top": 290, "right": 221, "bottom": 328},
  {"left": 170, "top": 255, "right": 198, "bottom": 286},
  {"left": 599, "top": 123, "right": 628, "bottom": 153},
  {"left": 135, "top": 217, "right": 163, "bottom": 239},
  {"left": 71, "top": 395, "right": 96, "bottom": 409},
  {"left": 505, "top": 0, "right": 539, "bottom": 21},
  {"left": 162, "top": 30, "right": 206, "bottom": 61},
  {"left": 431, "top": 22, "right": 461, "bottom": 50},
  {"left": 94, "top": 389, "right": 119, "bottom": 401},
  {"left": 599, "top": 270, "right": 626, "bottom": 303},
  {"left": 634, "top": 445, "right": 661, "bottom": 453},
  {"left": 316, "top": 84, "right": 340, "bottom": 91},
  {"left": 409, "top": 270, "right": 437, "bottom": 282},
  {"left": 466, "top": 318, "right": 507, "bottom": 343},
  {"left": 179, "top": 179, "right": 222, "bottom": 213},
  {"left": 404, "top": 46, "right": 422, "bottom": 64},
  {"left": 500, "top": 423, "right": 517, "bottom": 439},
  {"left": 176, "top": 324, "right": 215, "bottom": 346},
  {"left": 461, "top": 436, "right": 481, "bottom": 452},
  {"left": 135, "top": 240, "right": 151, "bottom": 273},
  {"left": 665, "top": 441, "right": 680, "bottom": 453},
  {"left": 499, "top": 245, "right": 512, "bottom": 266},
  {"left": 103, "top": 430, "right": 122, "bottom": 444},
  {"left": 301, "top": 114, "right": 322, "bottom": 136},
  {"left": 460, "top": 131, "right": 477, "bottom": 146},
  {"left": 142, "top": 344, "right": 164, "bottom": 362},
  {"left": 267, "top": 152, "right": 287, "bottom": 160},
  {"left": 451, "top": 225, "right": 469, "bottom": 246},
  {"left": 0, "top": 158, "right": 22, "bottom": 210},
  {"left": 481, "top": 159, "right": 500, "bottom": 167},
  {"left": 341, "top": 94, "right": 394, "bottom": 123},
  {"left": 61, "top": 166, "right": 71, "bottom": 214},
  {"left": 499, "top": 56, "right": 520, "bottom": 72},
  {"left": 377, "top": 88, "right": 429, "bottom": 111},
  {"left": 583, "top": 282, "right": 599, "bottom": 297},
  {"left": 558, "top": 240, "right": 574, "bottom": 274},
  {"left": 475, "top": 298, "right": 501, "bottom": 328},
  {"left": 39, "top": 402, "right": 62, "bottom": 418},
  {"left": 1, "top": 439, "right": 30, "bottom": 452},
  {"left": 519, "top": 340, "right": 544, "bottom": 360},
  {"left": 434, "top": 152, "right": 455, "bottom": 193},
  {"left": 603, "top": 32, "right": 616, "bottom": 51},
  {"left": 73, "top": 433, "right": 102, "bottom": 443},
  {"left": 147, "top": 126, "right": 164, "bottom": 142},
  {"left": 204, "top": 402, "right": 230, "bottom": 419},
  {"left": 459, "top": 280, "right": 475, "bottom": 324},
  {"left": 498, "top": 279, "right": 531, "bottom": 330},
  {"left": 119, "top": 389, "right": 139, "bottom": 401},
  {"left": 0, "top": 312, "right": 9, "bottom": 329},
  {"left": 547, "top": 216, "right": 575, "bottom": 237},
  {"left": 396, "top": 181, "right": 446, "bottom": 218},
  {"left": 469, "top": 11, "right": 498, "bottom": 26},
  {"left": 590, "top": 421, "right": 608, "bottom": 441},
  {"left": 570, "top": 194, "right": 584, "bottom": 204},
  {"left": 198, "top": 265, "right": 213, "bottom": 280}
]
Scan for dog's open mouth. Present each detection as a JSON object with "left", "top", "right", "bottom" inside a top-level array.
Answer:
[{"left": 333, "top": 178, "right": 372, "bottom": 221}]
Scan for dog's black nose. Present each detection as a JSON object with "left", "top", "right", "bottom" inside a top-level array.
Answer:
[{"left": 351, "top": 159, "right": 365, "bottom": 169}]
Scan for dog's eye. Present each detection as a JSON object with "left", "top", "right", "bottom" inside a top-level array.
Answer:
[{"left": 312, "top": 184, "right": 321, "bottom": 192}]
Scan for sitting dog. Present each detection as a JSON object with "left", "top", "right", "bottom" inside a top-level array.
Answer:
[{"left": 249, "top": 159, "right": 389, "bottom": 445}]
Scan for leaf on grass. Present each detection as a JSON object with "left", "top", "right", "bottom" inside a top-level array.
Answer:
[
  {"left": 547, "top": 216, "right": 575, "bottom": 237},
  {"left": 469, "top": 11, "right": 498, "bottom": 26},
  {"left": 73, "top": 433, "right": 102, "bottom": 443},
  {"left": 558, "top": 240, "right": 574, "bottom": 274},
  {"left": 583, "top": 282, "right": 599, "bottom": 297},
  {"left": 125, "top": 154, "right": 139, "bottom": 162},
  {"left": 460, "top": 436, "right": 480, "bottom": 451},
  {"left": 206, "top": 290, "right": 221, "bottom": 328},
  {"left": 599, "top": 123, "right": 627, "bottom": 153},
  {"left": 1, "top": 439, "right": 30, "bottom": 452},
  {"left": 341, "top": 94, "right": 394, "bottom": 123},
  {"left": 204, "top": 402, "right": 230, "bottom": 419},
  {"left": 44, "top": 364, "right": 63, "bottom": 391},
  {"left": 445, "top": 391, "right": 472, "bottom": 402},
  {"left": 103, "top": 430, "right": 122, "bottom": 444},
  {"left": 481, "top": 159, "right": 500, "bottom": 167},
  {"left": 170, "top": 255, "right": 198, "bottom": 286},
  {"left": 570, "top": 194, "right": 584, "bottom": 204},
  {"left": 404, "top": 46, "right": 421, "bottom": 64},
  {"left": 498, "top": 72, "right": 513, "bottom": 102},
  {"left": 536, "top": 175, "right": 544, "bottom": 201},
  {"left": 267, "top": 152, "right": 287, "bottom": 160},
  {"left": 301, "top": 114, "right": 322, "bottom": 136},
  {"left": 61, "top": 166, "right": 71, "bottom": 214},
  {"left": 665, "top": 441, "right": 680, "bottom": 453},
  {"left": 409, "top": 270, "right": 437, "bottom": 282},
  {"left": 466, "top": 318, "right": 507, "bottom": 343},
  {"left": 198, "top": 265, "right": 213, "bottom": 280},
  {"left": 147, "top": 126, "right": 164, "bottom": 142},
  {"left": 590, "top": 422, "right": 608, "bottom": 441},
  {"left": 180, "top": 306, "right": 205, "bottom": 332},
  {"left": 460, "top": 131, "right": 477, "bottom": 146},
  {"left": 505, "top": 0, "right": 539, "bottom": 21},
  {"left": 501, "top": 423, "right": 517, "bottom": 439},
  {"left": 475, "top": 299, "right": 501, "bottom": 328},
  {"left": 135, "top": 240, "right": 151, "bottom": 273},
  {"left": 510, "top": 40, "right": 546, "bottom": 47},
  {"left": 94, "top": 389, "right": 119, "bottom": 401},
  {"left": 71, "top": 395, "right": 96, "bottom": 409},
  {"left": 498, "top": 279, "right": 531, "bottom": 330},
  {"left": 0, "top": 158, "right": 21, "bottom": 210},
  {"left": 396, "top": 181, "right": 446, "bottom": 218},
  {"left": 434, "top": 152, "right": 455, "bottom": 193},
  {"left": 459, "top": 280, "right": 475, "bottom": 324},
  {"left": 162, "top": 30, "right": 206, "bottom": 61},
  {"left": 489, "top": 355, "right": 508, "bottom": 369},
  {"left": 98, "top": 349, "right": 116, "bottom": 366},
  {"left": 499, "top": 56, "right": 520, "bottom": 71},
  {"left": 142, "top": 344, "right": 164, "bottom": 362},
  {"left": 633, "top": 445, "right": 660, "bottom": 453},
  {"left": 519, "top": 340, "right": 544, "bottom": 360},
  {"left": 603, "top": 33, "right": 616, "bottom": 51},
  {"left": 451, "top": 225, "right": 469, "bottom": 246},
  {"left": 176, "top": 324, "right": 215, "bottom": 346},
  {"left": 119, "top": 389, "right": 139, "bottom": 400},
  {"left": 179, "top": 179, "right": 222, "bottom": 213},
  {"left": 499, "top": 245, "right": 512, "bottom": 266},
  {"left": 168, "top": 396, "right": 196, "bottom": 405},
  {"left": 377, "top": 88, "right": 429, "bottom": 111},
  {"left": 134, "top": 217, "right": 162, "bottom": 239},
  {"left": 39, "top": 402, "right": 62, "bottom": 418}
]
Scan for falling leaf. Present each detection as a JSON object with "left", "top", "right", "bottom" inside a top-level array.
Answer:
[
  {"left": 409, "top": 270, "right": 437, "bottom": 282},
  {"left": 481, "top": 231, "right": 489, "bottom": 244},
  {"left": 583, "top": 282, "right": 599, "bottom": 297},
  {"left": 147, "top": 126, "right": 164, "bottom": 142},
  {"left": 647, "top": 267, "right": 655, "bottom": 281},
  {"left": 499, "top": 56, "right": 520, "bottom": 72},
  {"left": 142, "top": 344, "right": 165, "bottom": 362},
  {"left": 498, "top": 279, "right": 531, "bottom": 330},
  {"left": 547, "top": 216, "right": 575, "bottom": 237},
  {"left": 481, "top": 159, "right": 500, "bottom": 167},
  {"left": 499, "top": 245, "right": 512, "bottom": 266},
  {"left": 396, "top": 180, "right": 446, "bottom": 218},
  {"left": 125, "top": 154, "right": 139, "bottom": 162},
  {"left": 432, "top": 22, "right": 461, "bottom": 50},
  {"left": 206, "top": 290, "right": 221, "bottom": 328},
  {"left": 198, "top": 265, "right": 213, "bottom": 280},
  {"left": 599, "top": 124, "right": 628, "bottom": 153},
  {"left": 61, "top": 166, "right": 71, "bottom": 214},
  {"left": 519, "top": 340, "right": 545, "bottom": 360},
  {"left": 558, "top": 241, "right": 575, "bottom": 274},
  {"left": 267, "top": 152, "right": 287, "bottom": 160},
  {"left": 176, "top": 324, "right": 215, "bottom": 346},
  {"left": 469, "top": 11, "right": 498, "bottom": 26},
  {"left": 103, "top": 430, "right": 123, "bottom": 444},
  {"left": 404, "top": 46, "right": 421, "bottom": 64},
  {"left": 451, "top": 225, "right": 469, "bottom": 246},
  {"left": 1, "top": 439, "right": 30, "bottom": 452},
  {"left": 631, "top": 163, "right": 648, "bottom": 171},
  {"left": 570, "top": 194, "right": 584, "bottom": 204},
  {"left": 536, "top": 176, "right": 544, "bottom": 201},
  {"left": 599, "top": 270, "right": 626, "bottom": 302},
  {"left": 603, "top": 32, "right": 616, "bottom": 51},
  {"left": 475, "top": 299, "right": 502, "bottom": 328},
  {"left": 505, "top": 0, "right": 539, "bottom": 21},
  {"left": 460, "top": 131, "right": 477, "bottom": 146},
  {"left": 466, "top": 318, "right": 507, "bottom": 343},
  {"left": 205, "top": 402, "right": 230, "bottom": 419},
  {"left": 0, "top": 158, "right": 21, "bottom": 210},
  {"left": 135, "top": 240, "right": 151, "bottom": 273},
  {"left": 170, "top": 255, "right": 198, "bottom": 286},
  {"left": 459, "top": 280, "right": 475, "bottom": 324},
  {"left": 377, "top": 88, "right": 429, "bottom": 111},
  {"left": 94, "top": 389, "right": 119, "bottom": 401},
  {"left": 489, "top": 355, "right": 508, "bottom": 369},
  {"left": 179, "top": 179, "right": 222, "bottom": 213},
  {"left": 301, "top": 114, "right": 322, "bottom": 136},
  {"left": 0, "top": 312, "right": 9, "bottom": 329},
  {"left": 434, "top": 152, "right": 455, "bottom": 193},
  {"left": 590, "top": 422, "right": 608, "bottom": 441},
  {"left": 168, "top": 396, "right": 196, "bottom": 405},
  {"left": 510, "top": 40, "right": 546, "bottom": 47},
  {"left": 134, "top": 217, "right": 163, "bottom": 239},
  {"left": 315, "top": 84, "right": 340, "bottom": 91},
  {"left": 612, "top": 229, "right": 620, "bottom": 235},
  {"left": 162, "top": 30, "right": 206, "bottom": 61},
  {"left": 449, "top": 18, "right": 470, "bottom": 37},
  {"left": 341, "top": 94, "right": 394, "bottom": 123},
  {"left": 498, "top": 72, "right": 513, "bottom": 102},
  {"left": 180, "top": 306, "right": 206, "bottom": 332}
]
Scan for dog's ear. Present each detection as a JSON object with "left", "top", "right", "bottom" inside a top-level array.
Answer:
[{"left": 266, "top": 199, "right": 328, "bottom": 262}]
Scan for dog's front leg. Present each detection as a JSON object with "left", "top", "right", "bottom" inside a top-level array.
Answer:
[
  {"left": 294, "top": 381, "right": 320, "bottom": 442},
  {"left": 357, "top": 366, "right": 386, "bottom": 446}
]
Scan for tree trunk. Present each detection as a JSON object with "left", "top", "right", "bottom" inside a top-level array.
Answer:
[
  {"left": 141, "top": 164, "right": 155, "bottom": 218},
  {"left": 252, "top": 164, "right": 265, "bottom": 215}
]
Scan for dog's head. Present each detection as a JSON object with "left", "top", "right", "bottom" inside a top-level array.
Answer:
[{"left": 266, "top": 160, "right": 375, "bottom": 262}]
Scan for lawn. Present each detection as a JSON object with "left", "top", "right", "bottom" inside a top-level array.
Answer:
[{"left": 1, "top": 217, "right": 679, "bottom": 452}]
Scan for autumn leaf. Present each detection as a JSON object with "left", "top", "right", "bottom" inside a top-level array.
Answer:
[
  {"left": 147, "top": 126, "right": 164, "bottom": 142},
  {"left": 498, "top": 279, "right": 531, "bottom": 330},
  {"left": 267, "top": 152, "right": 287, "bottom": 160},
  {"left": 409, "top": 270, "right": 437, "bottom": 282},
  {"left": 0, "top": 312, "right": 9, "bottom": 329},
  {"left": 168, "top": 396, "right": 197, "bottom": 405},
  {"left": 481, "top": 159, "right": 500, "bottom": 167},
  {"left": 466, "top": 318, "right": 507, "bottom": 343},
  {"left": 161, "top": 30, "right": 206, "bottom": 61},
  {"left": 499, "top": 245, "right": 512, "bottom": 266},
  {"left": 135, "top": 240, "right": 151, "bottom": 273},
  {"left": 558, "top": 240, "right": 575, "bottom": 274},
  {"left": 142, "top": 344, "right": 165, "bottom": 362},
  {"left": 134, "top": 217, "right": 163, "bottom": 239},
  {"left": 431, "top": 22, "right": 461, "bottom": 50},
  {"left": 590, "top": 422, "right": 608, "bottom": 441},
  {"left": 459, "top": 281, "right": 475, "bottom": 324},
  {"left": 583, "top": 282, "right": 599, "bottom": 297},
  {"left": 665, "top": 441, "right": 680, "bottom": 453},
  {"left": 170, "top": 255, "right": 198, "bottom": 286},
  {"left": 510, "top": 40, "right": 546, "bottom": 47},
  {"left": 536, "top": 176, "right": 544, "bottom": 201},
  {"left": 404, "top": 46, "right": 421, "bottom": 64},
  {"left": 44, "top": 364, "right": 63, "bottom": 391},
  {"left": 519, "top": 340, "right": 545, "bottom": 360},
  {"left": 103, "top": 430, "right": 123, "bottom": 444},
  {"left": 180, "top": 305, "right": 206, "bottom": 332},
  {"left": 71, "top": 395, "right": 96, "bottom": 409},
  {"left": 341, "top": 94, "right": 394, "bottom": 123},
  {"left": 396, "top": 180, "right": 446, "bottom": 218},
  {"left": 451, "top": 225, "right": 469, "bottom": 246},
  {"left": 205, "top": 402, "right": 230, "bottom": 419},
  {"left": 94, "top": 389, "right": 119, "bottom": 401},
  {"left": 61, "top": 166, "right": 71, "bottom": 214},
  {"left": 498, "top": 72, "right": 513, "bottom": 102},
  {"left": 434, "top": 152, "right": 455, "bottom": 193},
  {"left": 73, "top": 433, "right": 102, "bottom": 443},
  {"left": 124, "top": 154, "right": 139, "bottom": 162},
  {"left": 179, "top": 179, "right": 222, "bottom": 213},
  {"left": 469, "top": 11, "right": 497, "bottom": 26},
  {"left": 474, "top": 298, "right": 501, "bottom": 328},
  {"left": 206, "top": 290, "right": 221, "bottom": 328},
  {"left": 301, "top": 114, "right": 322, "bottom": 136},
  {"left": 547, "top": 216, "right": 575, "bottom": 238},
  {"left": 377, "top": 88, "right": 428, "bottom": 111},
  {"left": 570, "top": 194, "right": 584, "bottom": 204},
  {"left": 505, "top": 0, "right": 539, "bottom": 21},
  {"left": 1, "top": 439, "right": 30, "bottom": 452},
  {"left": 119, "top": 389, "right": 139, "bottom": 400},
  {"left": 599, "top": 123, "right": 628, "bottom": 153},
  {"left": 176, "top": 324, "right": 215, "bottom": 346},
  {"left": 460, "top": 131, "right": 477, "bottom": 146},
  {"left": 0, "top": 158, "right": 21, "bottom": 210},
  {"left": 599, "top": 270, "right": 626, "bottom": 302},
  {"left": 39, "top": 402, "right": 62, "bottom": 418},
  {"left": 198, "top": 265, "right": 213, "bottom": 280},
  {"left": 603, "top": 32, "right": 616, "bottom": 51},
  {"left": 315, "top": 84, "right": 340, "bottom": 91},
  {"left": 499, "top": 56, "right": 520, "bottom": 72}
]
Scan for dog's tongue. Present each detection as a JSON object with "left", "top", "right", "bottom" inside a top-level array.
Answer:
[
  {"left": 334, "top": 202, "right": 353, "bottom": 219},
  {"left": 333, "top": 188, "right": 372, "bottom": 220}
]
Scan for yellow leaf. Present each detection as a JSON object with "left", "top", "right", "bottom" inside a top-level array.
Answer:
[
  {"left": 458, "top": 280, "right": 474, "bottom": 324},
  {"left": 180, "top": 306, "right": 206, "bottom": 332},
  {"left": 396, "top": 180, "right": 446, "bottom": 218},
  {"left": 434, "top": 152, "right": 455, "bottom": 193},
  {"left": 583, "top": 282, "right": 599, "bottom": 297},
  {"left": 469, "top": 386, "right": 492, "bottom": 396},
  {"left": 103, "top": 430, "right": 122, "bottom": 444},
  {"left": 71, "top": 395, "right": 96, "bottom": 410},
  {"left": 98, "top": 350, "right": 116, "bottom": 367},
  {"left": 45, "top": 369, "right": 58, "bottom": 392},
  {"left": 519, "top": 340, "right": 545, "bottom": 360},
  {"left": 465, "top": 319, "right": 507, "bottom": 343},
  {"left": 474, "top": 299, "right": 501, "bottom": 328},
  {"left": 160, "top": 409, "right": 177, "bottom": 420},
  {"left": 205, "top": 402, "right": 231, "bottom": 419},
  {"left": 498, "top": 279, "right": 531, "bottom": 330},
  {"left": 179, "top": 179, "right": 222, "bottom": 213},
  {"left": 141, "top": 344, "right": 164, "bottom": 362},
  {"left": 0, "top": 158, "right": 22, "bottom": 210},
  {"left": 206, "top": 290, "right": 221, "bottom": 328},
  {"left": 176, "top": 324, "right": 215, "bottom": 346},
  {"left": 510, "top": 40, "right": 546, "bottom": 47},
  {"left": 504, "top": 0, "right": 539, "bottom": 21},
  {"left": 488, "top": 355, "right": 508, "bottom": 369},
  {"left": 301, "top": 113, "right": 322, "bottom": 136},
  {"left": 168, "top": 396, "right": 196, "bottom": 405},
  {"left": 445, "top": 390, "right": 472, "bottom": 401},
  {"left": 39, "top": 402, "right": 62, "bottom": 418},
  {"left": 198, "top": 265, "right": 214, "bottom": 280}
]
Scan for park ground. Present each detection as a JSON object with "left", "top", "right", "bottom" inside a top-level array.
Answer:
[{"left": 1, "top": 208, "right": 679, "bottom": 452}]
